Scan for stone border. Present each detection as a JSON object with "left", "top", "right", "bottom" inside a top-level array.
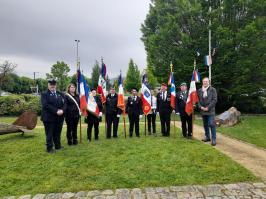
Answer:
[{"left": 1, "top": 182, "right": 266, "bottom": 199}]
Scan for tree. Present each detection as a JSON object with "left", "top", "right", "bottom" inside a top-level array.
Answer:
[
  {"left": 106, "top": 75, "right": 112, "bottom": 90},
  {"left": 0, "top": 60, "right": 17, "bottom": 92},
  {"left": 46, "top": 61, "right": 70, "bottom": 91},
  {"left": 124, "top": 59, "right": 141, "bottom": 92},
  {"left": 146, "top": 65, "right": 158, "bottom": 89},
  {"left": 91, "top": 60, "right": 100, "bottom": 89},
  {"left": 141, "top": 0, "right": 266, "bottom": 113}
]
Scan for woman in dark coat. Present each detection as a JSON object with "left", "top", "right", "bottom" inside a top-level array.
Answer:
[{"left": 65, "top": 83, "right": 80, "bottom": 145}]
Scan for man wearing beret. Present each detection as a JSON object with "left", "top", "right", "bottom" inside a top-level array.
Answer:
[
  {"left": 176, "top": 82, "right": 192, "bottom": 138},
  {"left": 126, "top": 88, "right": 143, "bottom": 137},
  {"left": 157, "top": 83, "right": 172, "bottom": 136},
  {"left": 41, "top": 78, "right": 67, "bottom": 153}
]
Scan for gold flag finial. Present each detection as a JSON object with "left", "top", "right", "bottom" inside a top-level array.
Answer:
[{"left": 170, "top": 62, "right": 173, "bottom": 72}]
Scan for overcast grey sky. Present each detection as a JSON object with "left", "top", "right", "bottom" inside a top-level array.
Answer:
[{"left": 0, "top": 0, "right": 151, "bottom": 79}]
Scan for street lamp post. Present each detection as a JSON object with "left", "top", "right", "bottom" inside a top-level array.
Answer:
[{"left": 75, "top": 39, "right": 80, "bottom": 69}]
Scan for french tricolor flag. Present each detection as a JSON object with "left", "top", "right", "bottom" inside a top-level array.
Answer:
[
  {"left": 141, "top": 73, "right": 152, "bottom": 115},
  {"left": 168, "top": 72, "right": 176, "bottom": 109},
  {"left": 185, "top": 71, "right": 199, "bottom": 115},
  {"left": 117, "top": 71, "right": 125, "bottom": 113},
  {"left": 77, "top": 70, "right": 89, "bottom": 116},
  {"left": 204, "top": 55, "right": 212, "bottom": 66},
  {"left": 87, "top": 87, "right": 100, "bottom": 117},
  {"left": 193, "top": 69, "right": 201, "bottom": 83},
  {"left": 97, "top": 62, "right": 107, "bottom": 104}
]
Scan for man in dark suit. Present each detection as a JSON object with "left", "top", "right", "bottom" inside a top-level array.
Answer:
[
  {"left": 41, "top": 78, "right": 67, "bottom": 153},
  {"left": 85, "top": 88, "right": 103, "bottom": 143},
  {"left": 157, "top": 83, "right": 172, "bottom": 136},
  {"left": 176, "top": 82, "right": 192, "bottom": 138},
  {"left": 106, "top": 87, "right": 122, "bottom": 138},
  {"left": 126, "top": 88, "right": 143, "bottom": 137}
]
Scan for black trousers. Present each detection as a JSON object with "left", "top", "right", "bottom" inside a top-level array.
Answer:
[
  {"left": 128, "top": 114, "right": 140, "bottom": 137},
  {"left": 180, "top": 113, "right": 192, "bottom": 137},
  {"left": 87, "top": 121, "right": 99, "bottom": 140},
  {"left": 43, "top": 121, "right": 63, "bottom": 151},
  {"left": 147, "top": 113, "right": 156, "bottom": 134},
  {"left": 159, "top": 112, "right": 171, "bottom": 136},
  {"left": 106, "top": 113, "right": 119, "bottom": 138},
  {"left": 66, "top": 117, "right": 79, "bottom": 144}
]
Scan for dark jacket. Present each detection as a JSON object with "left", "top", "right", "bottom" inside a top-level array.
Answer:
[
  {"left": 106, "top": 93, "right": 122, "bottom": 115},
  {"left": 86, "top": 95, "right": 103, "bottom": 123},
  {"left": 157, "top": 91, "right": 172, "bottom": 115},
  {"left": 41, "top": 90, "right": 67, "bottom": 122},
  {"left": 197, "top": 86, "right": 217, "bottom": 115},
  {"left": 65, "top": 93, "right": 80, "bottom": 119},
  {"left": 126, "top": 96, "right": 143, "bottom": 116},
  {"left": 176, "top": 90, "right": 188, "bottom": 116}
]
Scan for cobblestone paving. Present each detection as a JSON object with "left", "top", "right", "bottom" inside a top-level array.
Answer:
[{"left": 1, "top": 182, "right": 266, "bottom": 199}]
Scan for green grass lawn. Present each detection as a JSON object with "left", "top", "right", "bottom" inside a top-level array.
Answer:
[
  {"left": 193, "top": 115, "right": 266, "bottom": 149},
  {"left": 0, "top": 121, "right": 257, "bottom": 197},
  {"left": 218, "top": 116, "right": 266, "bottom": 149}
]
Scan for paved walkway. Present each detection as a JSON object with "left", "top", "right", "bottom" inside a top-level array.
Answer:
[
  {"left": 2, "top": 182, "right": 265, "bottom": 199},
  {"left": 172, "top": 121, "right": 266, "bottom": 181}
]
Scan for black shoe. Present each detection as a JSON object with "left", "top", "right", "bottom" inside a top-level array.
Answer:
[
  {"left": 55, "top": 146, "right": 64, "bottom": 150},
  {"left": 202, "top": 138, "right": 211, "bottom": 142},
  {"left": 47, "top": 149, "right": 56, "bottom": 154},
  {"left": 187, "top": 135, "right": 192, "bottom": 139},
  {"left": 73, "top": 140, "right": 78, "bottom": 145},
  {"left": 68, "top": 141, "right": 72, "bottom": 146},
  {"left": 113, "top": 136, "right": 118, "bottom": 138},
  {"left": 211, "top": 141, "right": 216, "bottom": 146}
]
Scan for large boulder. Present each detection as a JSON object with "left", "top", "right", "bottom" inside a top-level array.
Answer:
[{"left": 215, "top": 107, "right": 241, "bottom": 127}]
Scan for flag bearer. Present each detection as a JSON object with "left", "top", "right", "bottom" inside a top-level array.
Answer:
[
  {"left": 157, "top": 83, "right": 172, "bottom": 136},
  {"left": 176, "top": 82, "right": 192, "bottom": 138},
  {"left": 126, "top": 88, "right": 143, "bottom": 137}
]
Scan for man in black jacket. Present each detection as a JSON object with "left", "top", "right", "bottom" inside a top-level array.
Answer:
[
  {"left": 126, "top": 88, "right": 143, "bottom": 137},
  {"left": 41, "top": 79, "right": 67, "bottom": 153},
  {"left": 105, "top": 87, "right": 122, "bottom": 138},
  {"left": 157, "top": 83, "right": 172, "bottom": 136},
  {"left": 86, "top": 88, "right": 103, "bottom": 142},
  {"left": 176, "top": 82, "right": 192, "bottom": 138}
]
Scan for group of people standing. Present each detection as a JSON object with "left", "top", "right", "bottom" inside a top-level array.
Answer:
[{"left": 41, "top": 77, "right": 217, "bottom": 153}]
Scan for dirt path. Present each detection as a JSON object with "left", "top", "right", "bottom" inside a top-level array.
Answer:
[{"left": 172, "top": 121, "right": 266, "bottom": 181}]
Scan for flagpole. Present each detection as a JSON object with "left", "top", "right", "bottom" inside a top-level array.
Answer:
[
  {"left": 170, "top": 62, "right": 177, "bottom": 134},
  {"left": 192, "top": 59, "right": 197, "bottom": 137},
  {"left": 144, "top": 115, "right": 147, "bottom": 136},
  {"left": 123, "top": 113, "right": 127, "bottom": 138},
  {"left": 75, "top": 39, "right": 82, "bottom": 144},
  {"left": 208, "top": 4, "right": 212, "bottom": 84},
  {"left": 101, "top": 57, "right": 107, "bottom": 138}
]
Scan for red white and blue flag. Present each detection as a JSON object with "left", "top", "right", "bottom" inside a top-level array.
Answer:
[
  {"left": 97, "top": 62, "right": 107, "bottom": 104},
  {"left": 204, "top": 55, "right": 212, "bottom": 66},
  {"left": 168, "top": 72, "right": 176, "bottom": 109},
  {"left": 77, "top": 70, "right": 89, "bottom": 116},
  {"left": 117, "top": 71, "right": 125, "bottom": 113},
  {"left": 193, "top": 69, "right": 201, "bottom": 83},
  {"left": 77, "top": 69, "right": 99, "bottom": 117},
  {"left": 141, "top": 73, "right": 152, "bottom": 115},
  {"left": 185, "top": 70, "right": 200, "bottom": 115}
]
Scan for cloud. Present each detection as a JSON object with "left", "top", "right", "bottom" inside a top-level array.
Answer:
[{"left": 0, "top": 0, "right": 150, "bottom": 78}]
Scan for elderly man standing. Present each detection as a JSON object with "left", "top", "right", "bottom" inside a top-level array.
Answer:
[
  {"left": 41, "top": 78, "right": 66, "bottom": 153},
  {"left": 198, "top": 77, "right": 217, "bottom": 146}
]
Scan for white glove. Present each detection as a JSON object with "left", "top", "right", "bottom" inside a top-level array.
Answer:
[
  {"left": 176, "top": 112, "right": 180, "bottom": 115},
  {"left": 99, "top": 112, "right": 103, "bottom": 117},
  {"left": 172, "top": 110, "right": 175, "bottom": 114},
  {"left": 117, "top": 114, "right": 121, "bottom": 118},
  {"left": 157, "top": 112, "right": 159, "bottom": 116},
  {"left": 139, "top": 115, "right": 143, "bottom": 119}
]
